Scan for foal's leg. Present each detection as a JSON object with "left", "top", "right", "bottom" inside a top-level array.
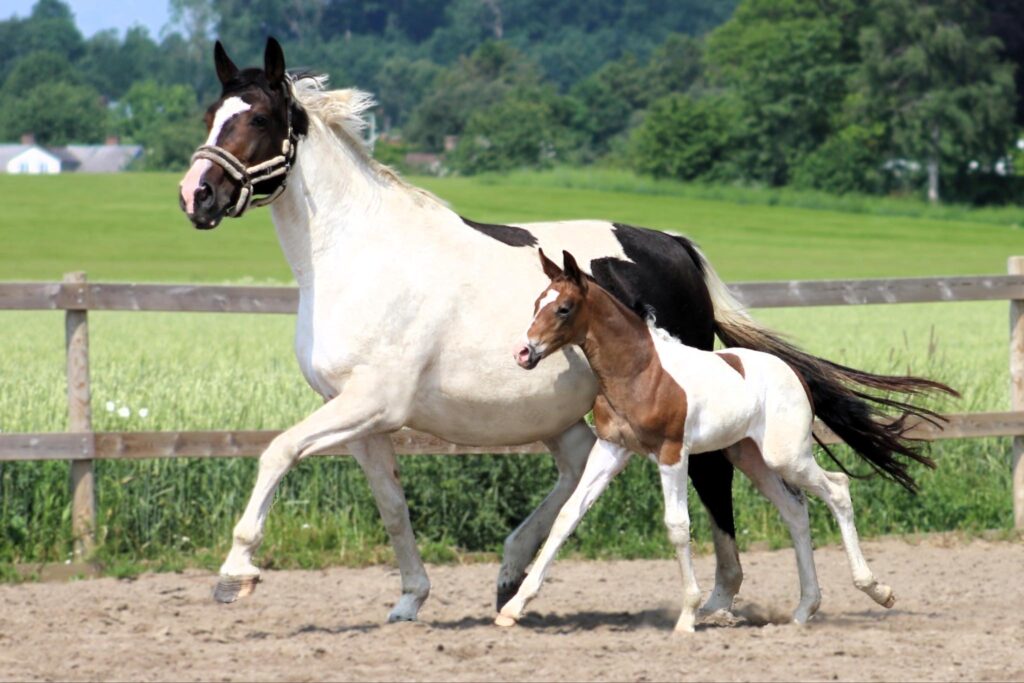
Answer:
[
  {"left": 497, "top": 420, "right": 594, "bottom": 610},
  {"left": 495, "top": 439, "right": 631, "bottom": 625},
  {"left": 659, "top": 444, "right": 702, "bottom": 634},
  {"left": 690, "top": 454, "right": 743, "bottom": 615},
  {"left": 215, "top": 368, "right": 405, "bottom": 604},
  {"left": 349, "top": 434, "right": 430, "bottom": 622},
  {"left": 799, "top": 467, "right": 895, "bottom": 608},
  {"left": 762, "top": 435, "right": 896, "bottom": 610},
  {"left": 726, "top": 440, "right": 821, "bottom": 624}
]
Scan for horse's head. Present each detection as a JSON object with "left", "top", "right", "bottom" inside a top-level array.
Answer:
[
  {"left": 179, "top": 37, "right": 308, "bottom": 229},
  {"left": 515, "top": 249, "right": 590, "bottom": 370}
]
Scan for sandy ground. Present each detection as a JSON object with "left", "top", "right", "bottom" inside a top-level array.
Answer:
[{"left": 0, "top": 536, "right": 1021, "bottom": 682}]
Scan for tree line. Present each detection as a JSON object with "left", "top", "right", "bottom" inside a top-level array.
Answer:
[{"left": 1, "top": 0, "right": 1021, "bottom": 204}]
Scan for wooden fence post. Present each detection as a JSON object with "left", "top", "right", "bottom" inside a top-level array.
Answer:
[
  {"left": 64, "top": 271, "right": 96, "bottom": 557},
  {"left": 1009, "top": 257, "right": 1024, "bottom": 530}
]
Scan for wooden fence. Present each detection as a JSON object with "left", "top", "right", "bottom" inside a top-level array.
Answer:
[{"left": 3, "top": 259, "right": 1024, "bottom": 557}]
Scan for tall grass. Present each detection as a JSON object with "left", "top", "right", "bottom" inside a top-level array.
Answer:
[{"left": 0, "top": 300, "right": 1010, "bottom": 572}]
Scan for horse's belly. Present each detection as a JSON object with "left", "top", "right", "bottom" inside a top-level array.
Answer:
[{"left": 406, "top": 348, "right": 599, "bottom": 446}]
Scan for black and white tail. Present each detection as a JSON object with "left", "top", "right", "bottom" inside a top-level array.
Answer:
[{"left": 693, "top": 247, "right": 959, "bottom": 492}]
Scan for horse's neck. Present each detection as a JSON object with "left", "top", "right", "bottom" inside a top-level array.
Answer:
[
  {"left": 579, "top": 288, "right": 658, "bottom": 401},
  {"left": 269, "top": 123, "right": 407, "bottom": 289}
]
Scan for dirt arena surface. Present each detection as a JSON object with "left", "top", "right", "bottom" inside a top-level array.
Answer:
[{"left": 0, "top": 536, "right": 1020, "bottom": 682}]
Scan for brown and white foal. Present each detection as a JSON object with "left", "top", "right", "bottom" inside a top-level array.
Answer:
[{"left": 498, "top": 249, "right": 896, "bottom": 633}]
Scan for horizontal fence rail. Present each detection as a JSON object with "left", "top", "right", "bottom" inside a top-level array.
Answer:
[
  {"left": 2, "top": 412, "right": 1023, "bottom": 463},
  {"left": 2, "top": 264, "right": 1024, "bottom": 551},
  {"left": 4, "top": 274, "right": 1024, "bottom": 314}
]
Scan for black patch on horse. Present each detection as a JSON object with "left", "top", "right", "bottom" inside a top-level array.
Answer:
[
  {"left": 461, "top": 216, "right": 538, "bottom": 247},
  {"left": 589, "top": 222, "right": 735, "bottom": 538},
  {"left": 590, "top": 223, "right": 713, "bottom": 350}
]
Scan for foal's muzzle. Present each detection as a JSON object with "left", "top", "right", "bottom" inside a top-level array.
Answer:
[{"left": 515, "top": 343, "right": 541, "bottom": 370}]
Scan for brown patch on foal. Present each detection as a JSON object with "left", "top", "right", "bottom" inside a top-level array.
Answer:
[{"left": 715, "top": 352, "right": 745, "bottom": 378}]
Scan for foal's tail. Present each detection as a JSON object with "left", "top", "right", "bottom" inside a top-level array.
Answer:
[{"left": 691, "top": 246, "right": 959, "bottom": 493}]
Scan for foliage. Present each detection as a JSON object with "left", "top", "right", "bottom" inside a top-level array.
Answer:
[
  {"left": 629, "top": 93, "right": 740, "bottom": 181},
  {"left": 0, "top": 81, "right": 107, "bottom": 145},
  {"left": 790, "top": 124, "right": 888, "bottom": 194},
  {"left": 852, "top": 0, "right": 1018, "bottom": 202},
  {"left": 703, "top": 0, "right": 860, "bottom": 185},
  {"left": 115, "top": 81, "right": 203, "bottom": 170},
  {"left": 449, "top": 86, "right": 583, "bottom": 173}
]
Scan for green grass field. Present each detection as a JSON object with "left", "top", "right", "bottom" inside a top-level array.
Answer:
[{"left": 0, "top": 170, "right": 1020, "bottom": 576}]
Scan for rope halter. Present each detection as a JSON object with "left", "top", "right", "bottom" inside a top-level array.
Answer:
[{"left": 189, "top": 87, "right": 299, "bottom": 218}]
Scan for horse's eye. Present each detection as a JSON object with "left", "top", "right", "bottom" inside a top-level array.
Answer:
[
  {"left": 556, "top": 304, "right": 572, "bottom": 319},
  {"left": 251, "top": 115, "right": 269, "bottom": 129}
]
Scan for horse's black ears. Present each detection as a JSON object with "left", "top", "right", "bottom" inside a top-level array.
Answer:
[
  {"left": 539, "top": 248, "right": 562, "bottom": 281},
  {"left": 214, "top": 41, "right": 239, "bottom": 85},
  {"left": 264, "top": 37, "right": 286, "bottom": 88},
  {"left": 562, "top": 250, "right": 587, "bottom": 292}
]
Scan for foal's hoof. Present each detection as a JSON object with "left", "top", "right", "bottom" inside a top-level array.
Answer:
[
  {"left": 873, "top": 584, "right": 896, "bottom": 609},
  {"left": 496, "top": 577, "right": 524, "bottom": 612},
  {"left": 494, "top": 614, "right": 518, "bottom": 628},
  {"left": 213, "top": 574, "right": 260, "bottom": 603}
]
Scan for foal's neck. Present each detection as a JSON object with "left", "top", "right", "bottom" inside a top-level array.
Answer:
[{"left": 579, "top": 286, "right": 658, "bottom": 396}]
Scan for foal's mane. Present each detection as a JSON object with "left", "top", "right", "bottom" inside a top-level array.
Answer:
[{"left": 289, "top": 73, "right": 443, "bottom": 207}]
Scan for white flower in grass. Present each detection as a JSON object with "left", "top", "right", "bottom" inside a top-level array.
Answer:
[
  {"left": 105, "top": 401, "right": 115, "bottom": 412},
  {"left": 301, "top": 523, "right": 312, "bottom": 530},
  {"left": 138, "top": 408, "right": 149, "bottom": 418},
  {"left": 117, "top": 406, "right": 131, "bottom": 418}
]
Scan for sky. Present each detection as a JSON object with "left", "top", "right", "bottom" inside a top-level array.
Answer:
[{"left": 4, "top": 0, "right": 171, "bottom": 38}]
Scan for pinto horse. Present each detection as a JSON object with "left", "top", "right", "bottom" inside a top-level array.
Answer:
[
  {"left": 178, "top": 38, "right": 954, "bottom": 623},
  {"left": 500, "top": 250, "right": 917, "bottom": 631}
]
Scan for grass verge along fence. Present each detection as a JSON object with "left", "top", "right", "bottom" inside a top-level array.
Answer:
[{"left": 3, "top": 259, "right": 1024, "bottom": 559}]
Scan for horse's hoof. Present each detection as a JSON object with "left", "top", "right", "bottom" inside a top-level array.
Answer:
[
  {"left": 213, "top": 574, "right": 260, "bottom": 603},
  {"left": 496, "top": 577, "right": 524, "bottom": 612},
  {"left": 495, "top": 614, "right": 518, "bottom": 628},
  {"left": 882, "top": 591, "right": 896, "bottom": 609},
  {"left": 387, "top": 593, "right": 423, "bottom": 623}
]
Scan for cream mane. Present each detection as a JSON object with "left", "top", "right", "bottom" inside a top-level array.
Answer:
[{"left": 289, "top": 74, "right": 444, "bottom": 207}]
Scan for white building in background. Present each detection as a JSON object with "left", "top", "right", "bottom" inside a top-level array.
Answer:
[
  {"left": 2, "top": 145, "right": 62, "bottom": 174},
  {"left": 0, "top": 134, "right": 142, "bottom": 174}
]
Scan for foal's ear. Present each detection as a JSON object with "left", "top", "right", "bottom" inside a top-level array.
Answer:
[
  {"left": 538, "top": 248, "right": 562, "bottom": 281},
  {"left": 562, "top": 250, "right": 588, "bottom": 292},
  {"left": 214, "top": 41, "right": 240, "bottom": 86},
  {"left": 264, "top": 36, "right": 286, "bottom": 88}
]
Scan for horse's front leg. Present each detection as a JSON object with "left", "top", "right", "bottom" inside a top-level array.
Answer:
[
  {"left": 496, "top": 420, "right": 594, "bottom": 610},
  {"left": 349, "top": 434, "right": 430, "bottom": 622},
  {"left": 214, "top": 367, "right": 404, "bottom": 604}
]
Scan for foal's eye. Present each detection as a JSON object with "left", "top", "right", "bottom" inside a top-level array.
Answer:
[
  {"left": 556, "top": 304, "right": 572, "bottom": 319},
  {"left": 251, "top": 114, "right": 269, "bottom": 129}
]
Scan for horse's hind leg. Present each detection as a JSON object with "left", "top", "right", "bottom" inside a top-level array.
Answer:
[
  {"left": 726, "top": 439, "right": 821, "bottom": 624},
  {"left": 690, "top": 453, "right": 743, "bottom": 615},
  {"left": 497, "top": 419, "right": 593, "bottom": 611}
]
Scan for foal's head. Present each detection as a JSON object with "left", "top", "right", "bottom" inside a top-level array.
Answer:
[
  {"left": 515, "top": 249, "right": 590, "bottom": 370},
  {"left": 178, "top": 37, "right": 308, "bottom": 229}
]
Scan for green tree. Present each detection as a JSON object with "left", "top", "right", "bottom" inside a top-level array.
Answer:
[
  {"left": 375, "top": 57, "right": 443, "bottom": 129},
  {"left": 405, "top": 41, "right": 540, "bottom": 151},
  {"left": 0, "top": 81, "right": 106, "bottom": 144},
  {"left": 116, "top": 80, "right": 202, "bottom": 170},
  {"left": 790, "top": 123, "right": 887, "bottom": 194},
  {"left": 854, "top": 0, "right": 1018, "bottom": 203},
  {"left": 629, "top": 92, "right": 740, "bottom": 181},
  {"left": 704, "top": 0, "right": 858, "bottom": 185},
  {"left": 450, "top": 85, "right": 582, "bottom": 173}
]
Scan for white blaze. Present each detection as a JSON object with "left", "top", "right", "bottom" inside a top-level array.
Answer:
[{"left": 179, "top": 96, "right": 252, "bottom": 213}]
